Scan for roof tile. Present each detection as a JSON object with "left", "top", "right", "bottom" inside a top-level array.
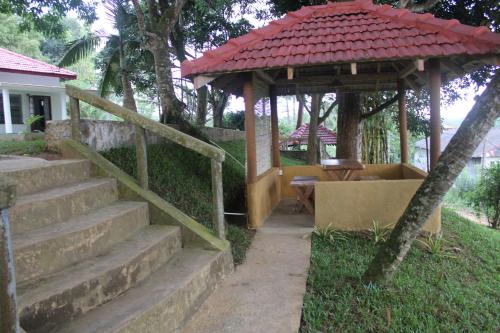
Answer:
[{"left": 181, "top": 0, "right": 500, "bottom": 77}]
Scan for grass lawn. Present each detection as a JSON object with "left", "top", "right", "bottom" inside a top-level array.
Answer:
[
  {"left": 0, "top": 139, "right": 46, "bottom": 155},
  {"left": 301, "top": 208, "right": 500, "bottom": 332},
  {"left": 102, "top": 139, "right": 253, "bottom": 265},
  {"left": 281, "top": 154, "right": 307, "bottom": 166}
]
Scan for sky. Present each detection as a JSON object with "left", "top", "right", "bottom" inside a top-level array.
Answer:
[{"left": 89, "top": 3, "right": 484, "bottom": 126}]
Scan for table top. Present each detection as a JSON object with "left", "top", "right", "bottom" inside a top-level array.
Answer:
[
  {"left": 290, "top": 176, "right": 319, "bottom": 187},
  {"left": 320, "top": 159, "right": 365, "bottom": 170}
]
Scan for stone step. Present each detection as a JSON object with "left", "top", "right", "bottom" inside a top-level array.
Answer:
[
  {"left": 10, "top": 178, "right": 118, "bottom": 234},
  {"left": 0, "top": 159, "right": 91, "bottom": 195},
  {"left": 18, "top": 225, "right": 182, "bottom": 333},
  {"left": 50, "top": 247, "right": 232, "bottom": 333},
  {"left": 13, "top": 201, "right": 150, "bottom": 284}
]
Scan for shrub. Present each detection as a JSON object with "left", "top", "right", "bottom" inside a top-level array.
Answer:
[{"left": 469, "top": 163, "right": 500, "bottom": 229}]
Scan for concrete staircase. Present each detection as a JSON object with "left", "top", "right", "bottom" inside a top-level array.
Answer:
[{"left": 0, "top": 157, "right": 232, "bottom": 333}]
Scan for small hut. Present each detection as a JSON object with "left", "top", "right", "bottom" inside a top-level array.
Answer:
[{"left": 282, "top": 124, "right": 337, "bottom": 160}]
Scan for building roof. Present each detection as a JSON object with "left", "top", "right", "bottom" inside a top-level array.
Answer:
[
  {"left": 0, "top": 48, "right": 77, "bottom": 80},
  {"left": 181, "top": 0, "right": 500, "bottom": 78},
  {"left": 287, "top": 123, "right": 337, "bottom": 145},
  {"left": 415, "top": 127, "right": 500, "bottom": 158}
]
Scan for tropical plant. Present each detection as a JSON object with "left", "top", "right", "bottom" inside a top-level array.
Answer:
[
  {"left": 24, "top": 115, "right": 44, "bottom": 133},
  {"left": 313, "top": 224, "right": 349, "bottom": 243},
  {"left": 469, "top": 163, "right": 500, "bottom": 229},
  {"left": 369, "top": 220, "right": 393, "bottom": 244}
]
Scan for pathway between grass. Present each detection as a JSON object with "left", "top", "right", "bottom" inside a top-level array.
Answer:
[{"left": 182, "top": 200, "right": 313, "bottom": 333}]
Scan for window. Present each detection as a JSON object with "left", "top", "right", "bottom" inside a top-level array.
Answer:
[{"left": 0, "top": 94, "right": 23, "bottom": 124}]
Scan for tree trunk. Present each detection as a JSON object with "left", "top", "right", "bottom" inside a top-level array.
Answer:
[
  {"left": 336, "top": 92, "right": 362, "bottom": 159},
  {"left": 363, "top": 72, "right": 500, "bottom": 284},
  {"left": 150, "top": 45, "right": 183, "bottom": 124},
  {"left": 307, "top": 94, "right": 321, "bottom": 165},
  {"left": 296, "top": 95, "right": 304, "bottom": 129},
  {"left": 196, "top": 86, "right": 208, "bottom": 127}
]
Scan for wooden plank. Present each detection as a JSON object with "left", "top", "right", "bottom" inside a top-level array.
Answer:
[
  {"left": 397, "top": 79, "right": 408, "bottom": 164},
  {"left": 211, "top": 159, "right": 225, "bottom": 239},
  {"left": 321, "top": 159, "right": 365, "bottom": 170},
  {"left": 269, "top": 85, "right": 280, "bottom": 168},
  {"left": 244, "top": 79, "right": 257, "bottom": 183},
  {"left": 69, "top": 97, "right": 81, "bottom": 141},
  {"left": 65, "top": 85, "right": 224, "bottom": 162},
  {"left": 428, "top": 58, "right": 441, "bottom": 170}
]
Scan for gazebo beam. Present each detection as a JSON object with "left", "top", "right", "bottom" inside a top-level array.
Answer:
[
  {"left": 244, "top": 79, "right": 257, "bottom": 183},
  {"left": 397, "top": 79, "right": 408, "bottom": 164},
  {"left": 428, "top": 58, "right": 441, "bottom": 170},
  {"left": 270, "top": 85, "right": 280, "bottom": 168}
]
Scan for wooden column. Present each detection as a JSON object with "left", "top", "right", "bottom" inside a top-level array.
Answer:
[
  {"left": 211, "top": 159, "right": 225, "bottom": 239},
  {"left": 69, "top": 97, "right": 81, "bottom": 141},
  {"left": 269, "top": 85, "right": 280, "bottom": 168},
  {"left": 397, "top": 79, "right": 408, "bottom": 164},
  {"left": 428, "top": 58, "right": 441, "bottom": 170},
  {"left": 244, "top": 79, "right": 257, "bottom": 183}
]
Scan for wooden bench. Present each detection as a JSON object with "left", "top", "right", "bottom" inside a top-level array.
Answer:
[{"left": 290, "top": 176, "right": 319, "bottom": 214}]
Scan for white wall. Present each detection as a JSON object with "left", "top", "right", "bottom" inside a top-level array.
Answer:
[{"left": 0, "top": 72, "right": 60, "bottom": 86}]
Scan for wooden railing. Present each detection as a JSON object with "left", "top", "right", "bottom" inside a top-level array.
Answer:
[{"left": 65, "top": 85, "right": 227, "bottom": 240}]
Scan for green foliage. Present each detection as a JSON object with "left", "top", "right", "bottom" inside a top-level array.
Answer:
[
  {"left": 227, "top": 224, "right": 253, "bottom": 265},
  {"left": 369, "top": 220, "right": 392, "bottom": 244},
  {"left": 280, "top": 154, "right": 306, "bottom": 166},
  {"left": 301, "top": 208, "right": 500, "bottom": 332},
  {"left": 469, "top": 163, "right": 500, "bottom": 229},
  {"left": 102, "top": 140, "right": 252, "bottom": 264},
  {"left": 24, "top": 115, "right": 44, "bottom": 133},
  {"left": 223, "top": 111, "right": 245, "bottom": 130},
  {"left": 443, "top": 167, "right": 479, "bottom": 209},
  {"left": 313, "top": 224, "right": 349, "bottom": 244},
  {"left": 0, "top": 139, "right": 46, "bottom": 155},
  {"left": 0, "top": 14, "right": 45, "bottom": 60},
  {"left": 0, "top": 0, "right": 96, "bottom": 38},
  {"left": 416, "top": 233, "right": 453, "bottom": 258}
]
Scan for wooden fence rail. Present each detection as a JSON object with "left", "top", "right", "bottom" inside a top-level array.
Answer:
[{"left": 66, "top": 85, "right": 226, "bottom": 240}]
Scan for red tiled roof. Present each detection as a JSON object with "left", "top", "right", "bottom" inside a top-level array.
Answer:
[
  {"left": 181, "top": 0, "right": 500, "bottom": 77},
  {"left": 287, "top": 124, "right": 337, "bottom": 145},
  {"left": 0, "top": 48, "right": 77, "bottom": 80}
]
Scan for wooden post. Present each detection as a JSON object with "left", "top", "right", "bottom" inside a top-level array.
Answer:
[
  {"left": 69, "top": 97, "right": 81, "bottom": 141},
  {"left": 428, "top": 58, "right": 441, "bottom": 170},
  {"left": 397, "top": 79, "right": 408, "bottom": 164},
  {"left": 244, "top": 79, "right": 257, "bottom": 183},
  {"left": 211, "top": 159, "right": 225, "bottom": 239},
  {"left": 0, "top": 175, "right": 19, "bottom": 333},
  {"left": 270, "top": 86, "right": 280, "bottom": 168},
  {"left": 134, "top": 126, "right": 148, "bottom": 189}
]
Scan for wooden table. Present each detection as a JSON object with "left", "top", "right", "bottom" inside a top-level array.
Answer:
[
  {"left": 321, "top": 159, "right": 365, "bottom": 181},
  {"left": 290, "top": 176, "right": 318, "bottom": 215}
]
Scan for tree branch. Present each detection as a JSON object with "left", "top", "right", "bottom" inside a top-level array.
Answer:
[
  {"left": 318, "top": 100, "right": 338, "bottom": 125},
  {"left": 131, "top": 0, "right": 147, "bottom": 34},
  {"left": 168, "top": 0, "right": 189, "bottom": 31},
  {"left": 296, "top": 94, "right": 311, "bottom": 114},
  {"left": 361, "top": 94, "right": 399, "bottom": 119},
  {"left": 400, "top": 0, "right": 441, "bottom": 13}
]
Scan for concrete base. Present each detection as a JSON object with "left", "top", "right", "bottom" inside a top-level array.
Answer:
[{"left": 182, "top": 200, "right": 313, "bottom": 333}]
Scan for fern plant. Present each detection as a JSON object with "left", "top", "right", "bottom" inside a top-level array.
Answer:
[{"left": 369, "top": 220, "right": 393, "bottom": 244}]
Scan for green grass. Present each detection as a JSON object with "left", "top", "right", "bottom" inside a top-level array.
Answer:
[
  {"left": 102, "top": 140, "right": 253, "bottom": 265},
  {"left": 0, "top": 139, "right": 46, "bottom": 155},
  {"left": 281, "top": 154, "right": 306, "bottom": 166},
  {"left": 301, "top": 208, "right": 500, "bottom": 333}
]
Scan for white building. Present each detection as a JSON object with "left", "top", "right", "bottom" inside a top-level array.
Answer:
[
  {"left": 414, "top": 127, "right": 500, "bottom": 172},
  {"left": 0, "top": 47, "right": 76, "bottom": 134}
]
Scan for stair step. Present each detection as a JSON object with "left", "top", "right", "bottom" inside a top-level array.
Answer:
[
  {"left": 14, "top": 201, "right": 150, "bottom": 284},
  {"left": 18, "top": 225, "right": 182, "bottom": 333},
  {"left": 51, "top": 247, "right": 232, "bottom": 333},
  {"left": 0, "top": 159, "right": 90, "bottom": 195},
  {"left": 10, "top": 178, "right": 118, "bottom": 234}
]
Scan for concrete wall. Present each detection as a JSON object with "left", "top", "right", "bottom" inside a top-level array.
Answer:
[
  {"left": 45, "top": 119, "right": 165, "bottom": 152},
  {"left": 274, "top": 164, "right": 440, "bottom": 233},
  {"left": 201, "top": 127, "right": 245, "bottom": 142},
  {"left": 247, "top": 167, "right": 281, "bottom": 229},
  {"left": 254, "top": 98, "right": 272, "bottom": 176}
]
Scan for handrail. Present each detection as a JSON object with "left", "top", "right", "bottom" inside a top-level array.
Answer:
[
  {"left": 65, "top": 85, "right": 225, "bottom": 162},
  {"left": 65, "top": 85, "right": 226, "bottom": 240}
]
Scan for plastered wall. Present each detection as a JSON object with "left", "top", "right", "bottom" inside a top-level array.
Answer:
[{"left": 247, "top": 167, "right": 281, "bottom": 229}]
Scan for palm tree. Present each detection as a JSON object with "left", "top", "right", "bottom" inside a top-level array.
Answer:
[{"left": 58, "top": 0, "right": 139, "bottom": 111}]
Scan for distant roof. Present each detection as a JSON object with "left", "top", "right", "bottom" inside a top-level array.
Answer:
[
  {"left": 287, "top": 124, "right": 337, "bottom": 145},
  {"left": 0, "top": 48, "right": 77, "bottom": 80},
  {"left": 415, "top": 127, "right": 500, "bottom": 158},
  {"left": 181, "top": 0, "right": 500, "bottom": 78}
]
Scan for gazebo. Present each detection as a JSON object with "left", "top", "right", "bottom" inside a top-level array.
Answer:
[
  {"left": 283, "top": 123, "right": 337, "bottom": 159},
  {"left": 182, "top": 0, "right": 500, "bottom": 228}
]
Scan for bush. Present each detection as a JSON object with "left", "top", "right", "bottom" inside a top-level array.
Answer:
[{"left": 469, "top": 163, "right": 500, "bottom": 229}]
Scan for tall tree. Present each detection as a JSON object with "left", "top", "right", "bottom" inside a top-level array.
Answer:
[
  {"left": 363, "top": 72, "right": 499, "bottom": 284},
  {"left": 131, "top": 0, "right": 188, "bottom": 124},
  {"left": 307, "top": 94, "right": 322, "bottom": 164}
]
